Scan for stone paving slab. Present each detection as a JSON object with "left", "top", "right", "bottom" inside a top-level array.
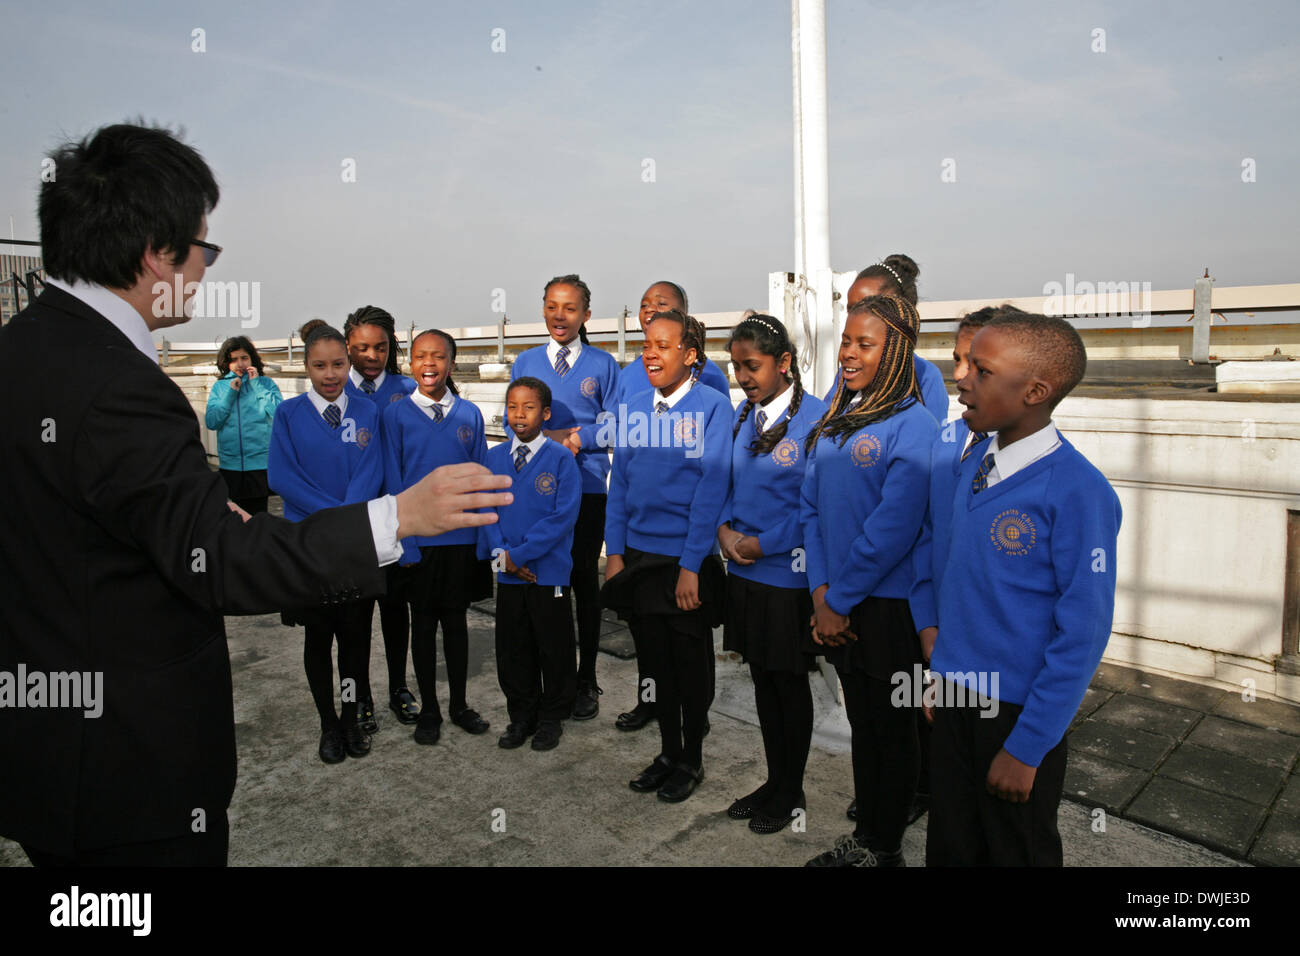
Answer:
[
  {"left": 1126, "top": 671, "right": 1229, "bottom": 712},
  {"left": 1248, "top": 814, "right": 1300, "bottom": 867},
  {"left": 1091, "top": 662, "right": 1140, "bottom": 695},
  {"left": 1090, "top": 694, "right": 1202, "bottom": 739},
  {"left": 1069, "top": 718, "right": 1178, "bottom": 772},
  {"left": 1186, "top": 716, "right": 1300, "bottom": 770},
  {"left": 1071, "top": 686, "right": 1114, "bottom": 727},
  {"left": 1211, "top": 694, "right": 1300, "bottom": 737},
  {"left": 1063, "top": 751, "right": 1151, "bottom": 814},
  {"left": 1126, "top": 777, "right": 1267, "bottom": 858},
  {"left": 1156, "top": 744, "right": 1290, "bottom": 807}
]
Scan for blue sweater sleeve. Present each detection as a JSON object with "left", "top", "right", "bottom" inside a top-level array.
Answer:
[
  {"left": 700, "top": 359, "right": 731, "bottom": 396},
  {"left": 577, "top": 355, "right": 621, "bottom": 450},
  {"left": 917, "top": 357, "right": 949, "bottom": 422},
  {"left": 268, "top": 405, "right": 344, "bottom": 516},
  {"left": 908, "top": 502, "right": 938, "bottom": 634},
  {"left": 511, "top": 451, "right": 582, "bottom": 567},
  {"left": 824, "top": 424, "right": 932, "bottom": 616},
  {"left": 604, "top": 437, "right": 630, "bottom": 557},
  {"left": 756, "top": 502, "right": 804, "bottom": 558},
  {"left": 799, "top": 452, "right": 829, "bottom": 593},
  {"left": 679, "top": 399, "right": 732, "bottom": 573},
  {"left": 1003, "top": 480, "right": 1121, "bottom": 767},
  {"left": 204, "top": 378, "right": 236, "bottom": 430}
]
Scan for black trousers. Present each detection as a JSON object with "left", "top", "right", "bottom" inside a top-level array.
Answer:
[
  {"left": 495, "top": 582, "right": 577, "bottom": 725},
  {"left": 637, "top": 611, "right": 712, "bottom": 768},
  {"left": 926, "top": 686, "right": 1067, "bottom": 866},
  {"left": 837, "top": 668, "right": 919, "bottom": 854},
  {"left": 570, "top": 494, "right": 606, "bottom": 683},
  {"left": 23, "top": 812, "right": 230, "bottom": 866},
  {"left": 301, "top": 601, "right": 371, "bottom": 731}
]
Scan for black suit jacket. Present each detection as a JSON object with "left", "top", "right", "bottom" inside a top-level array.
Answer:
[{"left": 0, "top": 286, "right": 387, "bottom": 855}]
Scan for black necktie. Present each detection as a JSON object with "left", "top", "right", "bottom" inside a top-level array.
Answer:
[{"left": 655, "top": 401, "right": 668, "bottom": 416}]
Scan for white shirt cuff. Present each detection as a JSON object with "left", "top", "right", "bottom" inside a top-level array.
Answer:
[{"left": 368, "top": 495, "right": 403, "bottom": 567}]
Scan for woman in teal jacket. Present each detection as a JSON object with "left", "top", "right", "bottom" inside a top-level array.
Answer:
[{"left": 205, "top": 336, "right": 283, "bottom": 514}]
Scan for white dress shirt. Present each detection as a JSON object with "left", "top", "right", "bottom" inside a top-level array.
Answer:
[
  {"left": 547, "top": 338, "right": 582, "bottom": 368},
  {"left": 349, "top": 367, "right": 387, "bottom": 392},
  {"left": 509, "top": 431, "right": 547, "bottom": 463},
  {"left": 981, "top": 422, "right": 1062, "bottom": 488},
  {"left": 754, "top": 384, "right": 794, "bottom": 432},
  {"left": 653, "top": 377, "right": 694, "bottom": 410},
  {"left": 410, "top": 388, "right": 455, "bottom": 421}
]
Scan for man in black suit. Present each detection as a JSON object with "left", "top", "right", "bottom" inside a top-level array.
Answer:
[{"left": 0, "top": 123, "right": 513, "bottom": 866}]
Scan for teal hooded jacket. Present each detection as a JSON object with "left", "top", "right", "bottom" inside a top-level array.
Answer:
[{"left": 204, "top": 372, "right": 283, "bottom": 471}]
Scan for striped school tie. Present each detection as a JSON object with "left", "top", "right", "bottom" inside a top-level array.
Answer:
[
  {"left": 971, "top": 452, "right": 996, "bottom": 494},
  {"left": 431, "top": 403, "right": 444, "bottom": 423},
  {"left": 961, "top": 431, "right": 989, "bottom": 462},
  {"left": 514, "top": 445, "right": 530, "bottom": 472},
  {"left": 755, "top": 408, "right": 767, "bottom": 433},
  {"left": 323, "top": 403, "right": 341, "bottom": 428},
  {"left": 554, "top": 346, "right": 571, "bottom": 377},
  {"left": 361, "top": 379, "right": 376, "bottom": 395},
  {"left": 655, "top": 401, "right": 669, "bottom": 416}
]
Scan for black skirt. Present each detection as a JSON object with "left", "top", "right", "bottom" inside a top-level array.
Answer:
[
  {"left": 724, "top": 573, "right": 814, "bottom": 675},
  {"left": 219, "top": 468, "right": 268, "bottom": 501},
  {"left": 408, "top": 542, "right": 494, "bottom": 612},
  {"left": 600, "top": 548, "right": 725, "bottom": 628},
  {"left": 805, "top": 595, "right": 921, "bottom": 682}
]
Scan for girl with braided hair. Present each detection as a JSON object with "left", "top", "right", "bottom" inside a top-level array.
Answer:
[
  {"left": 717, "top": 315, "right": 828, "bottom": 834},
  {"left": 601, "top": 309, "right": 732, "bottom": 803},
  {"left": 800, "top": 294, "right": 938, "bottom": 867},
  {"left": 342, "top": 305, "right": 418, "bottom": 735}
]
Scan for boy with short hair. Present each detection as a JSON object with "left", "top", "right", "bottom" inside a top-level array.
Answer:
[
  {"left": 919, "top": 313, "right": 1121, "bottom": 866},
  {"left": 478, "top": 377, "right": 582, "bottom": 751}
]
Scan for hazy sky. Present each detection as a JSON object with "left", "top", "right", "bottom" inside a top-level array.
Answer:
[{"left": 3, "top": 0, "right": 1296, "bottom": 342}]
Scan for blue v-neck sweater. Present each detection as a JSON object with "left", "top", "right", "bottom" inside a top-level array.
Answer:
[
  {"left": 268, "top": 393, "right": 384, "bottom": 522},
  {"left": 346, "top": 372, "right": 416, "bottom": 409},
  {"left": 616, "top": 354, "right": 731, "bottom": 405},
  {"left": 511, "top": 344, "right": 621, "bottom": 494},
  {"left": 929, "top": 436, "right": 1122, "bottom": 767},
  {"left": 380, "top": 394, "right": 488, "bottom": 561}
]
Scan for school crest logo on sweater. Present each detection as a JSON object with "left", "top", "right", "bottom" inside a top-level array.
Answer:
[
  {"left": 850, "top": 433, "right": 881, "bottom": 468},
  {"left": 355, "top": 427, "right": 372, "bottom": 449},
  {"left": 580, "top": 376, "right": 598, "bottom": 398},
  {"left": 534, "top": 472, "right": 557, "bottom": 496},
  {"left": 390, "top": 393, "right": 405, "bottom": 404},
  {"left": 457, "top": 425, "right": 474, "bottom": 447},
  {"left": 674, "top": 416, "right": 699, "bottom": 447},
  {"left": 772, "top": 438, "right": 800, "bottom": 467},
  {"left": 990, "top": 509, "right": 1037, "bottom": 556}
]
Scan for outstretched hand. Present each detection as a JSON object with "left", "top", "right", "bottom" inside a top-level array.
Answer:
[{"left": 395, "top": 463, "right": 512, "bottom": 539}]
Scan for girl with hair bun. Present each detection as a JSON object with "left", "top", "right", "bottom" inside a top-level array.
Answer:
[{"left": 718, "top": 315, "right": 828, "bottom": 834}]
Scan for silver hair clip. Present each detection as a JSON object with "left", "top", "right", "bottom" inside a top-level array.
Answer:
[
  {"left": 743, "top": 317, "right": 781, "bottom": 338},
  {"left": 876, "top": 260, "right": 903, "bottom": 286}
]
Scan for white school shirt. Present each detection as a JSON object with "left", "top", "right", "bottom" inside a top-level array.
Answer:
[
  {"left": 546, "top": 338, "right": 583, "bottom": 368},
  {"left": 349, "top": 367, "right": 387, "bottom": 392},
  {"left": 653, "top": 377, "right": 695, "bottom": 410},
  {"left": 410, "top": 388, "right": 456, "bottom": 421},
  {"left": 754, "top": 385, "right": 794, "bottom": 432},
  {"left": 981, "top": 423, "right": 1062, "bottom": 488}
]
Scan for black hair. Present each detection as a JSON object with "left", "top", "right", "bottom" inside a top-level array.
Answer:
[
  {"left": 299, "top": 320, "right": 346, "bottom": 360},
  {"left": 216, "top": 335, "right": 264, "bottom": 376},
  {"left": 343, "top": 305, "right": 402, "bottom": 375},
  {"left": 39, "top": 122, "right": 219, "bottom": 288},
  {"left": 983, "top": 313, "right": 1087, "bottom": 407},
  {"left": 957, "top": 302, "right": 1025, "bottom": 335},
  {"left": 643, "top": 280, "right": 688, "bottom": 313},
  {"left": 727, "top": 314, "right": 804, "bottom": 456},
  {"left": 646, "top": 309, "right": 707, "bottom": 384},
  {"left": 543, "top": 274, "right": 592, "bottom": 345},
  {"left": 507, "top": 375, "right": 552, "bottom": 409},
  {"left": 411, "top": 328, "right": 461, "bottom": 395},
  {"left": 807, "top": 294, "right": 922, "bottom": 452},
  {"left": 853, "top": 254, "right": 920, "bottom": 306}
]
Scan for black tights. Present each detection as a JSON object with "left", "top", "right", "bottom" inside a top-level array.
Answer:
[
  {"left": 637, "top": 613, "right": 711, "bottom": 768},
  {"left": 571, "top": 494, "right": 605, "bottom": 683},
  {"left": 837, "top": 668, "right": 919, "bottom": 853},
  {"left": 378, "top": 593, "right": 411, "bottom": 694},
  {"left": 750, "top": 663, "right": 813, "bottom": 815},
  {"left": 303, "top": 606, "right": 368, "bottom": 732},
  {"left": 410, "top": 605, "right": 470, "bottom": 724}
]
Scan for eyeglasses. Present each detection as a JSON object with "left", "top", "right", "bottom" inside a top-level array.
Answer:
[{"left": 193, "top": 238, "right": 222, "bottom": 267}]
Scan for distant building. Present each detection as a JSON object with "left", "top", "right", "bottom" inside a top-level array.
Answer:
[{"left": 0, "top": 253, "right": 45, "bottom": 322}]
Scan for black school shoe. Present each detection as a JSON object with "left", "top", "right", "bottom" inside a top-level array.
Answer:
[
  {"left": 358, "top": 696, "right": 379, "bottom": 735},
  {"left": 749, "top": 792, "right": 807, "bottom": 835},
  {"left": 413, "top": 714, "right": 442, "bottom": 746},
  {"left": 726, "top": 784, "right": 773, "bottom": 820},
  {"left": 615, "top": 702, "right": 656, "bottom": 732},
  {"left": 572, "top": 681, "right": 602, "bottom": 720},
  {"left": 498, "top": 722, "right": 535, "bottom": 749},
  {"left": 657, "top": 763, "right": 704, "bottom": 803},
  {"left": 389, "top": 688, "right": 420, "bottom": 725},
  {"left": 342, "top": 723, "right": 371, "bottom": 758},
  {"left": 805, "top": 834, "right": 875, "bottom": 867},
  {"left": 531, "top": 720, "right": 563, "bottom": 751},
  {"left": 318, "top": 729, "right": 346, "bottom": 764},
  {"left": 629, "top": 755, "right": 676, "bottom": 792},
  {"left": 451, "top": 707, "right": 490, "bottom": 735}
]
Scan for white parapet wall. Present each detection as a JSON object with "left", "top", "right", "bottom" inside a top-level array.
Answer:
[{"left": 178, "top": 370, "right": 1300, "bottom": 703}]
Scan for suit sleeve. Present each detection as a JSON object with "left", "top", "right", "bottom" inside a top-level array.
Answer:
[
  {"left": 1003, "top": 480, "right": 1122, "bottom": 767},
  {"left": 679, "top": 400, "right": 731, "bottom": 573},
  {"left": 268, "top": 404, "right": 345, "bottom": 516},
  {"left": 823, "top": 421, "right": 933, "bottom": 616},
  {"left": 204, "top": 378, "right": 236, "bottom": 430},
  {"left": 75, "top": 366, "right": 386, "bottom": 615},
  {"left": 511, "top": 451, "right": 582, "bottom": 567}
]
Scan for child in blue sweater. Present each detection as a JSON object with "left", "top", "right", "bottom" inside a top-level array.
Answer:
[
  {"left": 343, "top": 305, "right": 419, "bottom": 735},
  {"left": 268, "top": 321, "right": 384, "bottom": 765},
  {"left": 380, "top": 329, "right": 492, "bottom": 746},
  {"left": 611, "top": 280, "right": 730, "bottom": 732},
  {"left": 801, "top": 295, "right": 938, "bottom": 867},
  {"left": 717, "top": 315, "right": 827, "bottom": 834},
  {"left": 824, "top": 255, "right": 948, "bottom": 422},
  {"left": 602, "top": 309, "right": 732, "bottom": 803},
  {"left": 511, "top": 275, "right": 620, "bottom": 722},
  {"left": 923, "top": 313, "right": 1121, "bottom": 867},
  {"left": 477, "top": 377, "right": 582, "bottom": 751}
]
